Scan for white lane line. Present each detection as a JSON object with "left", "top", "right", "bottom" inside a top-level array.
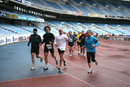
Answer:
[
  {"left": 99, "top": 64, "right": 124, "bottom": 72},
  {"left": 51, "top": 46, "right": 130, "bottom": 85},
  {"left": 98, "top": 58, "right": 130, "bottom": 67},
  {"left": 65, "top": 59, "right": 130, "bottom": 85},
  {"left": 65, "top": 73, "right": 96, "bottom": 87}
]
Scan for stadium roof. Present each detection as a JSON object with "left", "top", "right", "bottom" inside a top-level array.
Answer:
[{"left": 122, "top": 0, "right": 130, "bottom": 1}]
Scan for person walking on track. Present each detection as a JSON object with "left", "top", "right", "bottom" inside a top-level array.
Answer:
[
  {"left": 76, "top": 31, "right": 82, "bottom": 54},
  {"left": 42, "top": 26, "right": 58, "bottom": 71},
  {"left": 55, "top": 29, "right": 68, "bottom": 72},
  {"left": 68, "top": 31, "right": 76, "bottom": 56},
  {"left": 28, "top": 28, "right": 43, "bottom": 70},
  {"left": 84, "top": 30, "right": 99, "bottom": 74},
  {"left": 79, "top": 31, "right": 86, "bottom": 56}
]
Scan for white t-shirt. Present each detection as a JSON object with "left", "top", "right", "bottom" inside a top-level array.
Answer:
[{"left": 55, "top": 34, "right": 68, "bottom": 50}]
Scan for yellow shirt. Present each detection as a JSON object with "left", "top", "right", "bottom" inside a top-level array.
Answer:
[{"left": 77, "top": 34, "right": 82, "bottom": 42}]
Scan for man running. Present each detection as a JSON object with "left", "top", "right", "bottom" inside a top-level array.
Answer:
[
  {"left": 42, "top": 26, "right": 58, "bottom": 70},
  {"left": 79, "top": 31, "right": 86, "bottom": 56},
  {"left": 55, "top": 29, "right": 68, "bottom": 72},
  {"left": 68, "top": 31, "right": 76, "bottom": 56},
  {"left": 28, "top": 29, "right": 43, "bottom": 70},
  {"left": 73, "top": 32, "right": 77, "bottom": 49},
  {"left": 77, "top": 31, "right": 82, "bottom": 54},
  {"left": 84, "top": 30, "right": 99, "bottom": 74}
]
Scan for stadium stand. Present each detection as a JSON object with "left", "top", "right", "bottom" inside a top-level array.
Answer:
[
  {"left": 0, "top": 0, "right": 130, "bottom": 45},
  {"left": 27, "top": 0, "right": 130, "bottom": 17}
]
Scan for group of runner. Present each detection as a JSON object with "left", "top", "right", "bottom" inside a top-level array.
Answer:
[{"left": 28, "top": 26, "right": 99, "bottom": 74}]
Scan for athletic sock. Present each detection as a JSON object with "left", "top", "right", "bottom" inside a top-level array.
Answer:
[{"left": 45, "top": 64, "right": 48, "bottom": 68}]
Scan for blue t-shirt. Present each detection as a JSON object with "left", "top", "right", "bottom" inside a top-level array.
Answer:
[{"left": 84, "top": 36, "right": 99, "bottom": 52}]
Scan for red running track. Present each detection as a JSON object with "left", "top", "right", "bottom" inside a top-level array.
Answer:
[{"left": 0, "top": 39, "right": 130, "bottom": 87}]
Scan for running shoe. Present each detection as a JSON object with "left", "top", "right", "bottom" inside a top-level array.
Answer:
[
  {"left": 88, "top": 69, "right": 92, "bottom": 74},
  {"left": 80, "top": 53, "right": 83, "bottom": 55},
  {"left": 43, "top": 67, "right": 48, "bottom": 71},
  {"left": 31, "top": 66, "right": 35, "bottom": 70},
  {"left": 70, "top": 54, "right": 72, "bottom": 56}
]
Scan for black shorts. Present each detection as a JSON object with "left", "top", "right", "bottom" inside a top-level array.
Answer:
[
  {"left": 68, "top": 42, "right": 74, "bottom": 47},
  {"left": 87, "top": 52, "right": 96, "bottom": 63},
  {"left": 31, "top": 47, "right": 39, "bottom": 54},
  {"left": 77, "top": 42, "right": 81, "bottom": 46},
  {"left": 44, "top": 45, "right": 54, "bottom": 53},
  {"left": 58, "top": 49, "right": 65, "bottom": 54},
  {"left": 80, "top": 43, "right": 85, "bottom": 47}
]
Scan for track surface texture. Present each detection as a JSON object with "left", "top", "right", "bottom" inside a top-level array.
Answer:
[{"left": 0, "top": 39, "right": 130, "bottom": 87}]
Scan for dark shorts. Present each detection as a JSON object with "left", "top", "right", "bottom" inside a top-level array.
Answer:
[
  {"left": 68, "top": 42, "right": 74, "bottom": 47},
  {"left": 31, "top": 47, "right": 39, "bottom": 54},
  {"left": 58, "top": 49, "right": 65, "bottom": 54},
  {"left": 80, "top": 43, "right": 85, "bottom": 47},
  {"left": 87, "top": 52, "right": 96, "bottom": 63},
  {"left": 77, "top": 42, "right": 81, "bottom": 46},
  {"left": 44, "top": 45, "right": 54, "bottom": 53}
]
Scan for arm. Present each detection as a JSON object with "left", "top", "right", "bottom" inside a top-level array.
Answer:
[
  {"left": 38, "top": 36, "right": 42, "bottom": 45},
  {"left": 92, "top": 38, "right": 99, "bottom": 47},
  {"left": 79, "top": 36, "right": 82, "bottom": 41},
  {"left": 27, "top": 35, "right": 31, "bottom": 46},
  {"left": 94, "top": 38, "right": 99, "bottom": 47},
  {"left": 65, "top": 35, "right": 68, "bottom": 40},
  {"left": 84, "top": 38, "right": 87, "bottom": 48},
  {"left": 51, "top": 34, "right": 55, "bottom": 43},
  {"left": 73, "top": 36, "right": 76, "bottom": 42},
  {"left": 54, "top": 36, "right": 57, "bottom": 46},
  {"left": 42, "top": 35, "right": 45, "bottom": 44}
]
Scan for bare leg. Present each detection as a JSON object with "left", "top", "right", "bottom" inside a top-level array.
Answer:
[
  {"left": 81, "top": 47, "right": 83, "bottom": 54},
  {"left": 36, "top": 54, "right": 42, "bottom": 59},
  {"left": 69, "top": 46, "right": 71, "bottom": 54},
  {"left": 88, "top": 62, "right": 92, "bottom": 69},
  {"left": 59, "top": 53, "right": 64, "bottom": 67},
  {"left": 44, "top": 52, "right": 48, "bottom": 65},
  {"left": 36, "top": 54, "right": 43, "bottom": 62},
  {"left": 51, "top": 53, "right": 58, "bottom": 65},
  {"left": 31, "top": 53, "right": 35, "bottom": 67},
  {"left": 83, "top": 47, "right": 86, "bottom": 56},
  {"left": 51, "top": 53, "right": 56, "bottom": 60}
]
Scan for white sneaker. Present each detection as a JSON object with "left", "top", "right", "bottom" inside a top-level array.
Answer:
[
  {"left": 80, "top": 53, "right": 83, "bottom": 55},
  {"left": 70, "top": 54, "right": 72, "bottom": 56},
  {"left": 43, "top": 66, "right": 48, "bottom": 71},
  {"left": 31, "top": 66, "right": 35, "bottom": 70},
  {"left": 88, "top": 69, "right": 92, "bottom": 74}
]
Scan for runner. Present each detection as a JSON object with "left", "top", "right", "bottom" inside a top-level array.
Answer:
[
  {"left": 79, "top": 31, "right": 86, "bottom": 56},
  {"left": 76, "top": 31, "right": 82, "bottom": 54},
  {"left": 27, "top": 28, "right": 43, "bottom": 70},
  {"left": 55, "top": 29, "right": 68, "bottom": 72},
  {"left": 84, "top": 30, "right": 99, "bottom": 74},
  {"left": 73, "top": 32, "right": 77, "bottom": 49},
  {"left": 68, "top": 31, "right": 76, "bottom": 56},
  {"left": 42, "top": 26, "right": 58, "bottom": 70}
]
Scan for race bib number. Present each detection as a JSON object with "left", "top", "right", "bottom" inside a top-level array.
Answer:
[
  {"left": 46, "top": 44, "right": 52, "bottom": 49},
  {"left": 60, "top": 47, "right": 65, "bottom": 51},
  {"left": 69, "top": 38, "right": 73, "bottom": 42}
]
